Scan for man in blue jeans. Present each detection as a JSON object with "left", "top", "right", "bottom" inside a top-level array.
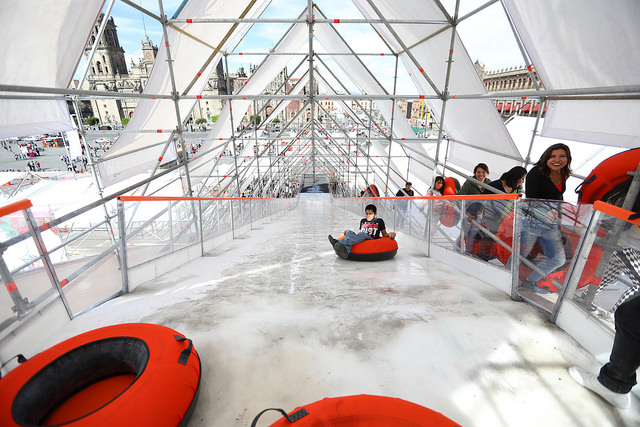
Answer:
[
  {"left": 569, "top": 294, "right": 640, "bottom": 409},
  {"left": 329, "top": 204, "right": 396, "bottom": 259}
]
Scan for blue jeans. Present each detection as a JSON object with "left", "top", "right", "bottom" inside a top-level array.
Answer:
[
  {"left": 340, "top": 231, "right": 373, "bottom": 254},
  {"left": 519, "top": 217, "right": 566, "bottom": 284},
  {"left": 599, "top": 295, "right": 640, "bottom": 393}
]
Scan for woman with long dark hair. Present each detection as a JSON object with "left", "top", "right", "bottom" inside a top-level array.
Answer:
[
  {"left": 519, "top": 143, "right": 572, "bottom": 294},
  {"left": 482, "top": 166, "right": 527, "bottom": 234}
]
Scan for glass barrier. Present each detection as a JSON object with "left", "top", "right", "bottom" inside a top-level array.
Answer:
[
  {"left": 332, "top": 194, "right": 613, "bottom": 319},
  {"left": 0, "top": 196, "right": 297, "bottom": 335},
  {"left": 510, "top": 199, "right": 594, "bottom": 313},
  {"left": 565, "top": 202, "right": 640, "bottom": 329}
]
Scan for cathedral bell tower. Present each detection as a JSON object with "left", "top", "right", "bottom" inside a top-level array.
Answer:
[{"left": 83, "top": 13, "right": 127, "bottom": 127}]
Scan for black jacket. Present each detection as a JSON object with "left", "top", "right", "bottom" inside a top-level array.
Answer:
[
  {"left": 525, "top": 166, "right": 565, "bottom": 200},
  {"left": 524, "top": 166, "right": 566, "bottom": 224}
]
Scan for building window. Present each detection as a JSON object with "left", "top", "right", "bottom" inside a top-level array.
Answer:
[{"left": 97, "top": 61, "right": 103, "bottom": 73}]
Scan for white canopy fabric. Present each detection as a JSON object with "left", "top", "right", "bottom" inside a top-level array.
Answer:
[
  {"left": 504, "top": 0, "right": 640, "bottom": 148},
  {"left": 1, "top": 0, "right": 638, "bottom": 197},
  {"left": 188, "top": 22, "right": 309, "bottom": 185},
  {"left": 97, "top": 0, "right": 271, "bottom": 187},
  {"left": 352, "top": 0, "right": 522, "bottom": 177},
  {"left": 0, "top": 0, "right": 103, "bottom": 138}
]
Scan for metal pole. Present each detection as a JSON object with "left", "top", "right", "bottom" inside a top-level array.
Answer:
[
  {"left": 71, "top": 100, "right": 118, "bottom": 247},
  {"left": 117, "top": 199, "right": 130, "bottom": 294},
  {"left": 168, "top": 200, "right": 174, "bottom": 252},
  {"left": 433, "top": 0, "right": 461, "bottom": 178},
  {"left": 0, "top": 254, "right": 30, "bottom": 317},
  {"left": 307, "top": 0, "right": 316, "bottom": 185},
  {"left": 23, "top": 208, "right": 73, "bottom": 319},
  {"left": 224, "top": 54, "right": 243, "bottom": 197},
  {"left": 384, "top": 56, "right": 400, "bottom": 196},
  {"left": 158, "top": 0, "right": 194, "bottom": 196}
]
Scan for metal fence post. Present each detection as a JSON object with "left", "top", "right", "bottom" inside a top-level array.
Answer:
[
  {"left": 199, "top": 200, "right": 204, "bottom": 256},
  {"left": 168, "top": 200, "right": 174, "bottom": 253},
  {"left": 117, "top": 198, "right": 130, "bottom": 294},
  {"left": 23, "top": 207, "right": 73, "bottom": 319},
  {"left": 426, "top": 199, "right": 432, "bottom": 257},
  {"left": 230, "top": 200, "right": 235, "bottom": 238},
  {"left": 510, "top": 198, "right": 522, "bottom": 300},
  {"left": 0, "top": 253, "right": 30, "bottom": 317}
]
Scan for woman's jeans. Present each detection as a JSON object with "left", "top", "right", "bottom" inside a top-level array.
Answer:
[
  {"left": 599, "top": 295, "right": 640, "bottom": 393},
  {"left": 519, "top": 218, "right": 566, "bottom": 284},
  {"left": 340, "top": 230, "right": 373, "bottom": 253}
]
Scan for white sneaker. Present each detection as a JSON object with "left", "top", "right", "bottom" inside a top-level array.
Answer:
[{"left": 569, "top": 366, "right": 630, "bottom": 409}]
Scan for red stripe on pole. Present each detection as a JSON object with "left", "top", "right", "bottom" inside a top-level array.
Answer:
[
  {"left": 60, "top": 279, "right": 69, "bottom": 287},
  {"left": 157, "top": 129, "right": 163, "bottom": 133},
  {"left": 196, "top": 95, "right": 202, "bottom": 99},
  {"left": 5, "top": 282, "right": 17, "bottom": 292},
  {"left": 419, "top": 95, "right": 425, "bottom": 99},
  {"left": 334, "top": 19, "right": 340, "bottom": 23},
  {"left": 186, "top": 19, "right": 192, "bottom": 23},
  {"left": 197, "top": 72, "right": 202, "bottom": 77},
  {"left": 419, "top": 68, "right": 424, "bottom": 72},
  {"left": 158, "top": 157, "right": 163, "bottom": 162}
]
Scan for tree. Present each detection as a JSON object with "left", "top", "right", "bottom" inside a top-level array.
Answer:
[
  {"left": 211, "top": 115, "right": 219, "bottom": 122},
  {"left": 249, "top": 115, "right": 261, "bottom": 126},
  {"left": 86, "top": 117, "right": 99, "bottom": 126},
  {"left": 195, "top": 118, "right": 207, "bottom": 125},
  {"left": 122, "top": 117, "right": 130, "bottom": 126},
  {"left": 273, "top": 118, "right": 280, "bottom": 124}
]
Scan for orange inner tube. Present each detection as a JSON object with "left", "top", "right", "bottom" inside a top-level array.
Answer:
[
  {"left": 349, "top": 237, "right": 398, "bottom": 254},
  {"left": 44, "top": 374, "right": 137, "bottom": 425},
  {"left": 267, "top": 395, "right": 461, "bottom": 427},
  {"left": 0, "top": 323, "right": 201, "bottom": 427}
]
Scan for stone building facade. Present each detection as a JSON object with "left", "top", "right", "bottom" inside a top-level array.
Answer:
[
  {"left": 475, "top": 61, "right": 546, "bottom": 116},
  {"left": 80, "top": 14, "right": 244, "bottom": 128}
]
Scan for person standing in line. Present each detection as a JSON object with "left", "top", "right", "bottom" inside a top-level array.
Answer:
[
  {"left": 396, "top": 181, "right": 414, "bottom": 197},
  {"left": 395, "top": 182, "right": 414, "bottom": 229},
  {"left": 459, "top": 163, "right": 490, "bottom": 195},
  {"left": 482, "top": 166, "right": 527, "bottom": 234},
  {"left": 458, "top": 163, "right": 491, "bottom": 252},
  {"left": 569, "top": 293, "right": 639, "bottom": 409},
  {"left": 518, "top": 143, "right": 572, "bottom": 294}
]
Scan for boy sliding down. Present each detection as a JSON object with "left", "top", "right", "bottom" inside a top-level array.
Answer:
[{"left": 329, "top": 204, "right": 396, "bottom": 259}]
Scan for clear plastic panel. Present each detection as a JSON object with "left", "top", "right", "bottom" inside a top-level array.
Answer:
[
  {"left": 512, "top": 200, "right": 594, "bottom": 310},
  {"left": 571, "top": 212, "right": 639, "bottom": 326}
]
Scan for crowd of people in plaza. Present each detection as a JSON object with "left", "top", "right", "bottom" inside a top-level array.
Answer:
[{"left": 0, "top": 136, "right": 93, "bottom": 174}]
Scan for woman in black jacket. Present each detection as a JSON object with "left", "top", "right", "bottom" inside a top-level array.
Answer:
[{"left": 518, "top": 143, "right": 572, "bottom": 294}]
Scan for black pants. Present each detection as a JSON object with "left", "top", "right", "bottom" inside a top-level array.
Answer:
[{"left": 598, "top": 294, "right": 640, "bottom": 393}]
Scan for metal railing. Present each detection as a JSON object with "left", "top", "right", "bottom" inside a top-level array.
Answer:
[
  {"left": 0, "top": 195, "right": 297, "bottom": 342},
  {"left": 331, "top": 193, "right": 631, "bottom": 330}
]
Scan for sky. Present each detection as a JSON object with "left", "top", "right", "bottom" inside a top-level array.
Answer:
[{"left": 79, "top": 0, "right": 524, "bottom": 95}]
